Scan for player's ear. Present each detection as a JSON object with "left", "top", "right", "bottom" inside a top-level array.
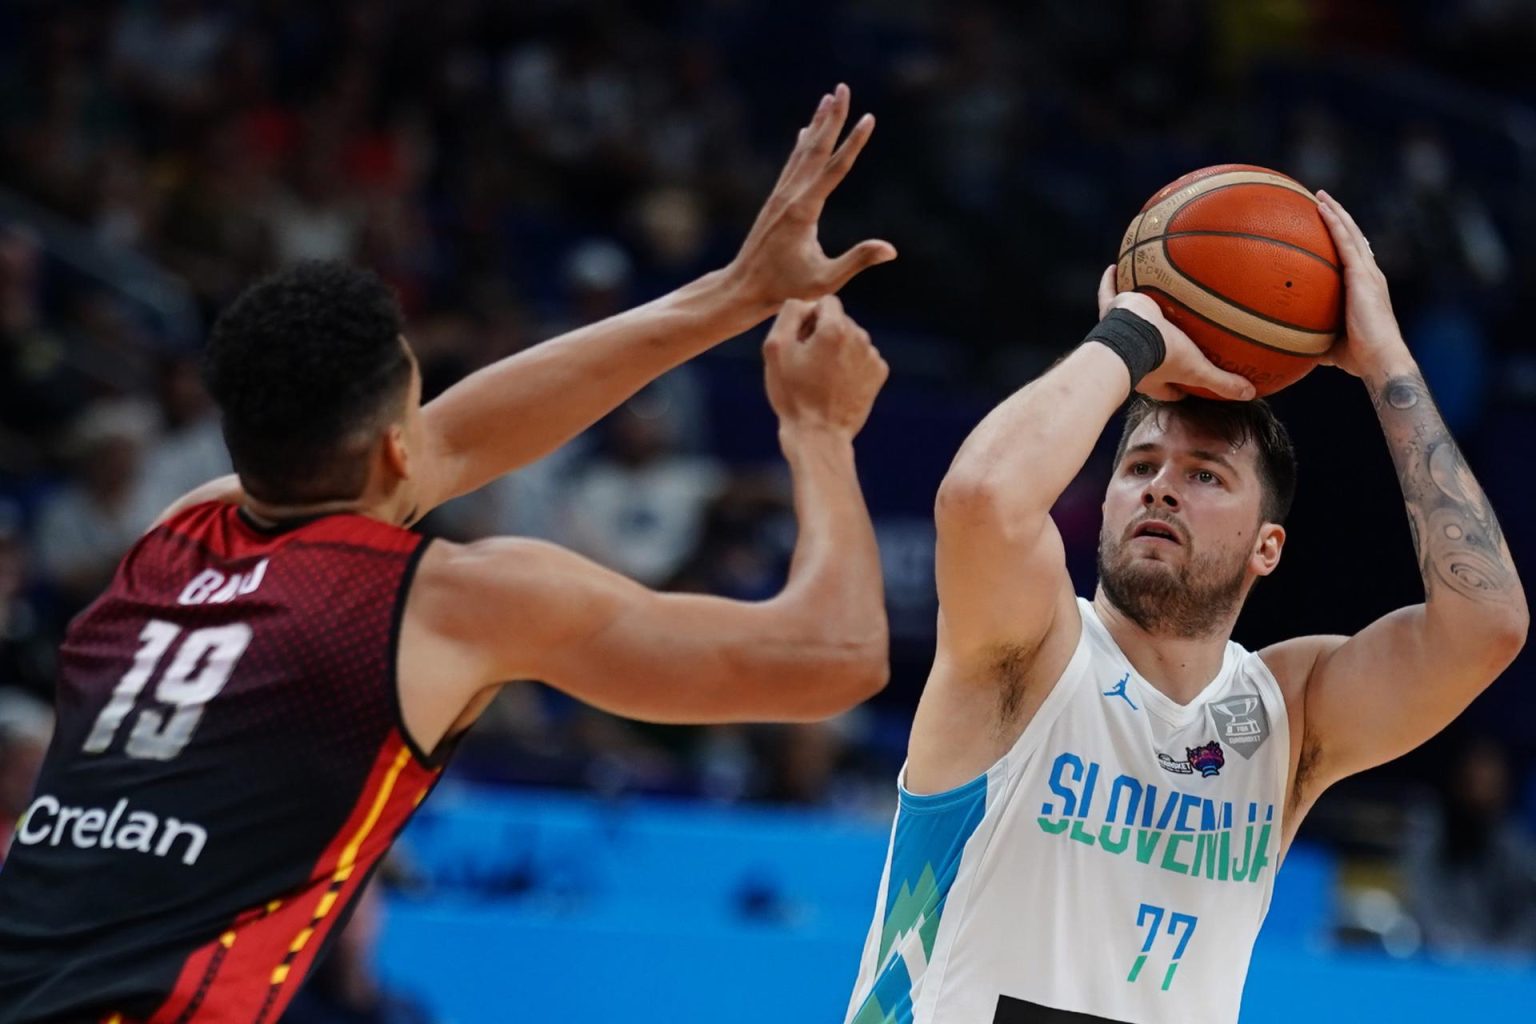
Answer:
[
  {"left": 1251, "top": 522, "right": 1284, "bottom": 577},
  {"left": 382, "top": 422, "right": 411, "bottom": 481}
]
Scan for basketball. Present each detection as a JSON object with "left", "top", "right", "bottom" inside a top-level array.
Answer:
[{"left": 1115, "top": 164, "right": 1343, "bottom": 396}]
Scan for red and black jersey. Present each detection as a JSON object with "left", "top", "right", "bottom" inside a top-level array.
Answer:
[{"left": 0, "top": 503, "right": 445, "bottom": 1024}]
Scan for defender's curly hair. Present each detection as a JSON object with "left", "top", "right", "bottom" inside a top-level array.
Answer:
[
  {"left": 1113, "top": 395, "right": 1297, "bottom": 525},
  {"left": 204, "top": 262, "right": 411, "bottom": 503}
]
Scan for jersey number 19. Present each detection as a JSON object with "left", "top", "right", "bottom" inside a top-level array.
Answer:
[{"left": 83, "top": 619, "right": 253, "bottom": 761}]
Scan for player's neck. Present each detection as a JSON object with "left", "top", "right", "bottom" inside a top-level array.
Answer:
[
  {"left": 1090, "top": 589, "right": 1234, "bottom": 705},
  {"left": 241, "top": 492, "right": 405, "bottom": 529}
]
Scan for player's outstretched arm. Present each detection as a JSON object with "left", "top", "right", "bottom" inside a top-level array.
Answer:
[
  {"left": 412, "top": 84, "right": 896, "bottom": 512},
  {"left": 933, "top": 272, "right": 1255, "bottom": 667},
  {"left": 403, "top": 298, "right": 889, "bottom": 734},
  {"left": 1266, "top": 192, "right": 1528, "bottom": 797}
]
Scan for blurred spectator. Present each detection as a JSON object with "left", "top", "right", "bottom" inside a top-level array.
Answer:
[
  {"left": 110, "top": 0, "right": 228, "bottom": 118},
  {"left": 559, "top": 238, "right": 634, "bottom": 331},
  {"left": 0, "top": 225, "right": 86, "bottom": 471},
  {"left": 0, "top": 688, "right": 52, "bottom": 866},
  {"left": 280, "top": 881, "right": 437, "bottom": 1024},
  {"left": 137, "top": 354, "right": 230, "bottom": 517},
  {"left": 631, "top": 186, "right": 717, "bottom": 294},
  {"left": 1402, "top": 737, "right": 1536, "bottom": 955},
  {"left": 0, "top": 506, "right": 55, "bottom": 704},
  {"left": 670, "top": 474, "right": 793, "bottom": 601},
  {"left": 565, "top": 387, "right": 725, "bottom": 587},
  {"left": 35, "top": 399, "right": 159, "bottom": 612},
  {"left": 267, "top": 140, "right": 365, "bottom": 265}
]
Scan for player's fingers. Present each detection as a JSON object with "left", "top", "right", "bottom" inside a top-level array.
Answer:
[
  {"left": 1314, "top": 197, "right": 1362, "bottom": 266},
  {"left": 1140, "top": 382, "right": 1182, "bottom": 401},
  {"left": 1320, "top": 190, "right": 1371, "bottom": 249},
  {"left": 812, "top": 113, "right": 875, "bottom": 202},
  {"left": 1316, "top": 191, "right": 1370, "bottom": 267},
  {"left": 1097, "top": 264, "right": 1118, "bottom": 319},
  {"left": 1192, "top": 358, "right": 1257, "bottom": 402},
  {"left": 823, "top": 239, "right": 898, "bottom": 292}
]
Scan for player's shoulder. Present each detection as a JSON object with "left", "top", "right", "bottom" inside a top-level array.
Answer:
[
  {"left": 1257, "top": 634, "right": 1349, "bottom": 704},
  {"left": 149, "top": 475, "right": 244, "bottom": 532},
  {"left": 405, "top": 536, "right": 617, "bottom": 691},
  {"left": 409, "top": 536, "right": 583, "bottom": 636},
  {"left": 415, "top": 535, "right": 574, "bottom": 585}
]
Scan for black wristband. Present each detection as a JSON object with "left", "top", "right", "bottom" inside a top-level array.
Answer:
[{"left": 1084, "top": 307, "right": 1165, "bottom": 389}]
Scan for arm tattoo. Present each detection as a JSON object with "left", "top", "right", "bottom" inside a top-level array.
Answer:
[{"left": 1370, "top": 373, "right": 1518, "bottom": 604}]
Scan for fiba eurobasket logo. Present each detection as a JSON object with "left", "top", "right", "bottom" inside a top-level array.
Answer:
[{"left": 1210, "top": 696, "right": 1270, "bottom": 759}]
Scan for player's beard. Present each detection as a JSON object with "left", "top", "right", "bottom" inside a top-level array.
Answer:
[{"left": 1097, "top": 525, "right": 1249, "bottom": 639}]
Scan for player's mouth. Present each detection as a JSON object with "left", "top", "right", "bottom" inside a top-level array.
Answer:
[{"left": 1129, "top": 519, "right": 1184, "bottom": 546}]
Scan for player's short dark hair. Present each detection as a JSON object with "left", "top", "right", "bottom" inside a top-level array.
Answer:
[
  {"left": 1112, "top": 395, "right": 1297, "bottom": 525},
  {"left": 204, "top": 262, "right": 411, "bottom": 503}
]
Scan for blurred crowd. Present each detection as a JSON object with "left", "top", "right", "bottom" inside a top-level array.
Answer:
[{"left": 2, "top": 0, "right": 1536, "bottom": 965}]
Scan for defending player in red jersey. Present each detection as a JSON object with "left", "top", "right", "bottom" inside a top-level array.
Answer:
[{"left": 0, "top": 85, "right": 893, "bottom": 1023}]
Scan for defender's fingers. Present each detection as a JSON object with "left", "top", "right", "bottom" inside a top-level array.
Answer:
[
  {"left": 823, "top": 239, "right": 898, "bottom": 293},
  {"left": 767, "top": 298, "right": 815, "bottom": 342},
  {"left": 771, "top": 127, "right": 811, "bottom": 192},
  {"left": 811, "top": 113, "right": 876, "bottom": 203},
  {"left": 774, "top": 92, "right": 837, "bottom": 193},
  {"left": 791, "top": 85, "right": 851, "bottom": 190}
]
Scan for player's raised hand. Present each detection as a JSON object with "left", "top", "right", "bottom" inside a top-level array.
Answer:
[
  {"left": 764, "top": 296, "right": 889, "bottom": 436},
  {"left": 726, "top": 84, "right": 897, "bottom": 312},
  {"left": 1315, "top": 190, "right": 1409, "bottom": 378},
  {"left": 1095, "top": 265, "right": 1255, "bottom": 402}
]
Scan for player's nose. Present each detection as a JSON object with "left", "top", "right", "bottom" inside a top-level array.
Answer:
[{"left": 1140, "top": 482, "right": 1180, "bottom": 510}]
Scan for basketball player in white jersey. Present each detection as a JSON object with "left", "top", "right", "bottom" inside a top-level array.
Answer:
[{"left": 844, "top": 192, "right": 1528, "bottom": 1023}]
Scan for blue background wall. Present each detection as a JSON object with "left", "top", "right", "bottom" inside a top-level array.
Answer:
[{"left": 376, "top": 787, "right": 1536, "bottom": 1022}]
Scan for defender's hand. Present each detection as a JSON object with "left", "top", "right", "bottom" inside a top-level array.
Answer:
[
  {"left": 1315, "top": 190, "right": 1410, "bottom": 378},
  {"left": 1094, "top": 266, "right": 1255, "bottom": 401},
  {"left": 725, "top": 84, "right": 897, "bottom": 312},
  {"left": 764, "top": 296, "right": 889, "bottom": 436}
]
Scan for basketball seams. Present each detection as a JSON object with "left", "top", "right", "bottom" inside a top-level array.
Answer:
[
  {"left": 1141, "top": 163, "right": 1307, "bottom": 210},
  {"left": 1136, "top": 284, "right": 1323, "bottom": 359},
  {"left": 1142, "top": 172, "right": 1316, "bottom": 224},
  {"left": 1128, "top": 230, "right": 1339, "bottom": 273},
  {"left": 1154, "top": 236, "right": 1340, "bottom": 335},
  {"left": 1143, "top": 258, "right": 1334, "bottom": 356}
]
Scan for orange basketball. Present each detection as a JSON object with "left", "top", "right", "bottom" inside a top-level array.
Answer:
[{"left": 1116, "top": 164, "right": 1343, "bottom": 396}]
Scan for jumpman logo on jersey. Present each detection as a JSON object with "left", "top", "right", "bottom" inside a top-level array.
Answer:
[{"left": 1102, "top": 672, "right": 1137, "bottom": 710}]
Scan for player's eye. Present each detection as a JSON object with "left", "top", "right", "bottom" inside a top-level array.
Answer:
[
  {"left": 1194, "top": 469, "right": 1222, "bottom": 486},
  {"left": 1130, "top": 462, "right": 1154, "bottom": 476}
]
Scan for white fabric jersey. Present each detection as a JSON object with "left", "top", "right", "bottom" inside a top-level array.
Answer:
[{"left": 845, "top": 599, "right": 1291, "bottom": 1024}]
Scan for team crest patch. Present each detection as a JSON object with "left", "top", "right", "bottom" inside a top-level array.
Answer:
[
  {"left": 1187, "top": 741, "right": 1225, "bottom": 778},
  {"left": 1209, "top": 695, "right": 1270, "bottom": 759}
]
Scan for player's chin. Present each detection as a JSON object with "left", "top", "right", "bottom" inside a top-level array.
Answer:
[{"left": 1126, "top": 548, "right": 1182, "bottom": 568}]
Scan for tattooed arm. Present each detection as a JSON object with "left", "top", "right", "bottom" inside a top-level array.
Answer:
[{"left": 1262, "top": 192, "right": 1527, "bottom": 800}]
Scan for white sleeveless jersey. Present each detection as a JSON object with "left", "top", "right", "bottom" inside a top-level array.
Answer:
[{"left": 845, "top": 599, "right": 1291, "bottom": 1024}]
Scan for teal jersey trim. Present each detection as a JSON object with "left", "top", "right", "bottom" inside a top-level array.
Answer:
[{"left": 851, "top": 771, "right": 989, "bottom": 1024}]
